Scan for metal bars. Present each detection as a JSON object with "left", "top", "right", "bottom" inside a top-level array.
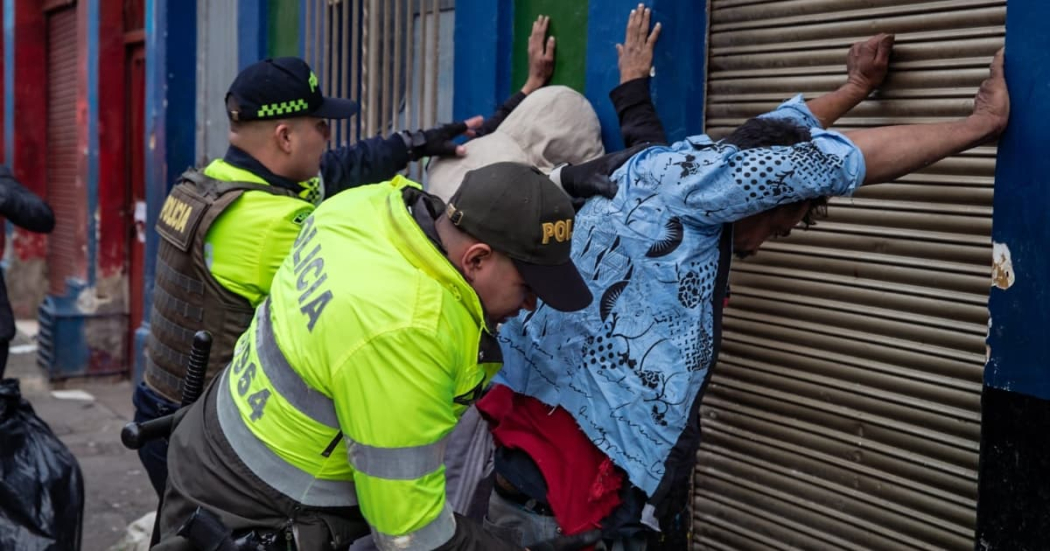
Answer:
[{"left": 302, "top": 0, "right": 452, "bottom": 180}]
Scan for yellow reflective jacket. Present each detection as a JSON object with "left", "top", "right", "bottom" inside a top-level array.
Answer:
[
  {"left": 219, "top": 176, "right": 495, "bottom": 550},
  {"left": 203, "top": 159, "right": 314, "bottom": 307}
]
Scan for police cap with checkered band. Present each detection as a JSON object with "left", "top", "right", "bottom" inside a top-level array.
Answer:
[
  {"left": 446, "top": 162, "right": 592, "bottom": 312},
  {"left": 225, "top": 57, "right": 359, "bottom": 122}
]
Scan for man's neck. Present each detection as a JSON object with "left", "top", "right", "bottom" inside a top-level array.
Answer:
[{"left": 223, "top": 145, "right": 300, "bottom": 192}]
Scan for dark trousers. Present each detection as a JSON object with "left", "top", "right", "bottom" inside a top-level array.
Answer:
[
  {"left": 132, "top": 381, "right": 180, "bottom": 497},
  {"left": 155, "top": 376, "right": 368, "bottom": 551}
]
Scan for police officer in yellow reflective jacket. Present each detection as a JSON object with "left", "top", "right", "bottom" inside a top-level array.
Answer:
[
  {"left": 154, "top": 163, "right": 600, "bottom": 551},
  {"left": 135, "top": 57, "right": 480, "bottom": 497}
]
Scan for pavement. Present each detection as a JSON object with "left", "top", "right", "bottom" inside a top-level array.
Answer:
[{"left": 5, "top": 320, "right": 157, "bottom": 551}]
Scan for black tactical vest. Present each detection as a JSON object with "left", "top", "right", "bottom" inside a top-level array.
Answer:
[{"left": 144, "top": 170, "right": 298, "bottom": 403}]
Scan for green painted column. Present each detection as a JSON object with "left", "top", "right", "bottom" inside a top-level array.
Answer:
[
  {"left": 511, "top": 0, "right": 587, "bottom": 93},
  {"left": 268, "top": 0, "right": 300, "bottom": 57}
]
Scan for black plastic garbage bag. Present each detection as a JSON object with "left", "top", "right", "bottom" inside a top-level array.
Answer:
[{"left": 0, "top": 378, "right": 84, "bottom": 551}]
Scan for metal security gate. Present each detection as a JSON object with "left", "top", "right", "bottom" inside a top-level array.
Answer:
[
  {"left": 303, "top": 0, "right": 454, "bottom": 181},
  {"left": 195, "top": 0, "right": 238, "bottom": 164},
  {"left": 694, "top": 1, "right": 1004, "bottom": 549},
  {"left": 46, "top": 3, "right": 82, "bottom": 297}
]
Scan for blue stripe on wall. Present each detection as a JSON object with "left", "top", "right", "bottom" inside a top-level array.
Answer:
[
  {"left": 238, "top": 0, "right": 267, "bottom": 70},
  {"left": 142, "top": 0, "right": 164, "bottom": 327},
  {"left": 985, "top": 0, "right": 1050, "bottom": 400},
  {"left": 165, "top": 3, "right": 196, "bottom": 185},
  {"left": 86, "top": 0, "right": 100, "bottom": 286},
  {"left": 585, "top": 0, "right": 638, "bottom": 151},
  {"left": 2, "top": 1, "right": 13, "bottom": 247},
  {"left": 495, "top": 0, "right": 514, "bottom": 104},
  {"left": 3, "top": 0, "right": 14, "bottom": 166},
  {"left": 586, "top": 0, "right": 707, "bottom": 151},
  {"left": 453, "top": 0, "right": 513, "bottom": 122},
  {"left": 138, "top": 0, "right": 162, "bottom": 382},
  {"left": 136, "top": 0, "right": 196, "bottom": 382}
]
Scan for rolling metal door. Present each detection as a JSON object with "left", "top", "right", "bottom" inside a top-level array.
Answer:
[
  {"left": 46, "top": 5, "right": 81, "bottom": 297},
  {"left": 694, "top": 1, "right": 1004, "bottom": 549}
]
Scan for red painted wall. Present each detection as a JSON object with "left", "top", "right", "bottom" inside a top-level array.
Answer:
[
  {"left": 71, "top": 1, "right": 90, "bottom": 285},
  {"left": 11, "top": 2, "right": 48, "bottom": 236},
  {"left": 98, "top": 0, "right": 128, "bottom": 279},
  {"left": 9, "top": 2, "right": 49, "bottom": 318}
]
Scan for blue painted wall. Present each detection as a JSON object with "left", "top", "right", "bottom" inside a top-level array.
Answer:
[
  {"left": 985, "top": 1, "right": 1050, "bottom": 401},
  {"left": 238, "top": 0, "right": 268, "bottom": 70},
  {"left": 85, "top": 0, "right": 100, "bottom": 287},
  {"left": 3, "top": 0, "right": 13, "bottom": 167},
  {"left": 586, "top": 0, "right": 706, "bottom": 149},
  {"left": 978, "top": 1, "right": 1050, "bottom": 529},
  {"left": 454, "top": 0, "right": 705, "bottom": 152},
  {"left": 453, "top": 0, "right": 514, "bottom": 133},
  {"left": 134, "top": 0, "right": 197, "bottom": 383}
]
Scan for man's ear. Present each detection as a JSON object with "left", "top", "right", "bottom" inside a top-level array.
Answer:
[
  {"left": 274, "top": 122, "right": 294, "bottom": 154},
  {"left": 460, "top": 243, "right": 493, "bottom": 282}
]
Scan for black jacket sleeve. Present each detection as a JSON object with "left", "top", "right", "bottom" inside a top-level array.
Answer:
[
  {"left": 609, "top": 78, "right": 668, "bottom": 148},
  {"left": 319, "top": 134, "right": 411, "bottom": 197},
  {"left": 474, "top": 92, "right": 528, "bottom": 138},
  {"left": 0, "top": 166, "right": 54, "bottom": 233}
]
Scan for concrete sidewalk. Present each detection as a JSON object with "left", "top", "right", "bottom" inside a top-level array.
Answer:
[{"left": 5, "top": 322, "right": 156, "bottom": 551}]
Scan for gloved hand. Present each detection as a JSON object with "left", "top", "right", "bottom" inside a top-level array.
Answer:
[
  {"left": 552, "top": 143, "right": 650, "bottom": 209},
  {"left": 400, "top": 116, "right": 483, "bottom": 161},
  {"left": 528, "top": 529, "right": 602, "bottom": 551}
]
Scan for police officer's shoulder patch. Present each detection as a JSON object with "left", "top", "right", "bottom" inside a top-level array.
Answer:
[
  {"left": 291, "top": 208, "right": 312, "bottom": 225},
  {"left": 156, "top": 185, "right": 208, "bottom": 252}
]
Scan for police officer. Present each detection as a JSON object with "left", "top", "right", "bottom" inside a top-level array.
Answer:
[
  {"left": 134, "top": 57, "right": 480, "bottom": 497},
  {"left": 153, "top": 162, "right": 599, "bottom": 551}
]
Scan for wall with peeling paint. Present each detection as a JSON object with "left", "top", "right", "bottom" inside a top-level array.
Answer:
[
  {"left": 131, "top": 1, "right": 298, "bottom": 382},
  {"left": 978, "top": 1, "right": 1050, "bottom": 548},
  {"left": 3, "top": 0, "right": 144, "bottom": 379},
  {"left": 132, "top": 0, "right": 198, "bottom": 384},
  {"left": 4, "top": 0, "right": 50, "bottom": 321},
  {"left": 990, "top": 241, "right": 1014, "bottom": 291},
  {"left": 984, "top": 11, "right": 1050, "bottom": 402}
]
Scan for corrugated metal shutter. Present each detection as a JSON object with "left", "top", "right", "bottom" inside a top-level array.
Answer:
[
  {"left": 694, "top": 1, "right": 1004, "bottom": 549},
  {"left": 46, "top": 6, "right": 81, "bottom": 297}
]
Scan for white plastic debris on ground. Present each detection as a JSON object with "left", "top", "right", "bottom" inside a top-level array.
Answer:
[{"left": 106, "top": 511, "right": 155, "bottom": 551}]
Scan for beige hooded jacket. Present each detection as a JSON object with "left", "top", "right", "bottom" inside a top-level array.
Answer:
[{"left": 425, "top": 85, "right": 605, "bottom": 201}]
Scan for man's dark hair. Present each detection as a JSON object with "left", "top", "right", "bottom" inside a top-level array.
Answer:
[
  {"left": 723, "top": 117, "right": 828, "bottom": 227},
  {"left": 722, "top": 116, "right": 811, "bottom": 149}
]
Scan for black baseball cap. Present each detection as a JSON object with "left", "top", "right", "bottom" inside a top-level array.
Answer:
[
  {"left": 446, "top": 162, "right": 592, "bottom": 312},
  {"left": 225, "top": 57, "right": 358, "bottom": 122}
]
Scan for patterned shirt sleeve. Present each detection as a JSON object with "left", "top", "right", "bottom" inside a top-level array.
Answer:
[
  {"left": 757, "top": 94, "right": 823, "bottom": 130},
  {"left": 615, "top": 97, "right": 865, "bottom": 228}
]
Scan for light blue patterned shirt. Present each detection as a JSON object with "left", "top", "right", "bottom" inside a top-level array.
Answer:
[{"left": 494, "top": 96, "right": 866, "bottom": 495}]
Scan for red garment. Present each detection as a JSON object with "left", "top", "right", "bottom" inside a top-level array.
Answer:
[{"left": 476, "top": 384, "right": 624, "bottom": 535}]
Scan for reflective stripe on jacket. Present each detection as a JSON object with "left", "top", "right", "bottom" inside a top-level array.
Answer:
[{"left": 221, "top": 176, "right": 497, "bottom": 550}]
